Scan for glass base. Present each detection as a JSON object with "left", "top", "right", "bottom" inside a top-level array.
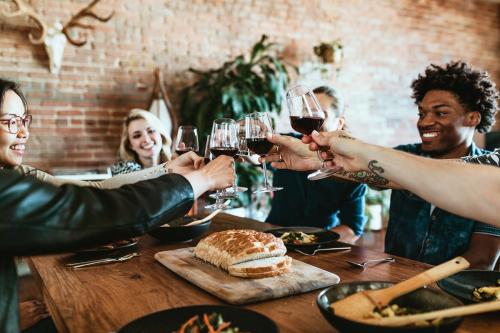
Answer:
[
  {"left": 307, "top": 168, "right": 336, "bottom": 181},
  {"left": 209, "top": 192, "right": 237, "bottom": 199},
  {"left": 253, "top": 186, "right": 283, "bottom": 193},
  {"left": 208, "top": 186, "right": 248, "bottom": 199},
  {"left": 205, "top": 199, "right": 231, "bottom": 210},
  {"left": 230, "top": 186, "right": 248, "bottom": 193},
  {"left": 205, "top": 202, "right": 230, "bottom": 210}
]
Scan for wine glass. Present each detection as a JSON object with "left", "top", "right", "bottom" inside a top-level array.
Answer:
[
  {"left": 245, "top": 112, "right": 283, "bottom": 193},
  {"left": 174, "top": 126, "right": 199, "bottom": 156},
  {"left": 236, "top": 119, "right": 250, "bottom": 157},
  {"left": 205, "top": 118, "right": 247, "bottom": 210},
  {"left": 203, "top": 134, "right": 212, "bottom": 165},
  {"left": 286, "top": 85, "right": 335, "bottom": 180}
]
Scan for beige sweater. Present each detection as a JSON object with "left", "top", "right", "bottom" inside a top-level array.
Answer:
[{"left": 14, "top": 164, "right": 168, "bottom": 189}]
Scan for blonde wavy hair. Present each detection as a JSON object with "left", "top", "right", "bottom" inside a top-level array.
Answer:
[{"left": 118, "top": 109, "right": 172, "bottom": 163}]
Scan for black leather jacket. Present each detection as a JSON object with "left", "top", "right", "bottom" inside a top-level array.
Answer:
[{"left": 0, "top": 170, "right": 194, "bottom": 333}]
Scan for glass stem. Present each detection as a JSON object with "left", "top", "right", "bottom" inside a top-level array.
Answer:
[
  {"left": 262, "top": 158, "right": 270, "bottom": 188},
  {"left": 232, "top": 158, "right": 238, "bottom": 191},
  {"left": 317, "top": 150, "right": 325, "bottom": 170}
]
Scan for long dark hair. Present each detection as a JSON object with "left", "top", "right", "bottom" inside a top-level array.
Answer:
[{"left": 0, "top": 79, "right": 28, "bottom": 113}]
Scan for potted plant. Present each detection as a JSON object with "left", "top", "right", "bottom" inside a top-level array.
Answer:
[
  {"left": 180, "top": 35, "right": 293, "bottom": 209},
  {"left": 364, "top": 188, "right": 390, "bottom": 231}
]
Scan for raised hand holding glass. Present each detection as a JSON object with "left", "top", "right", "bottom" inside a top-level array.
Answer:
[
  {"left": 245, "top": 112, "right": 283, "bottom": 193},
  {"left": 205, "top": 118, "right": 247, "bottom": 210},
  {"left": 286, "top": 85, "right": 335, "bottom": 180}
]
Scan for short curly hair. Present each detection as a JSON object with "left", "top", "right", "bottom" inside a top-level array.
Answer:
[{"left": 411, "top": 61, "right": 499, "bottom": 133}]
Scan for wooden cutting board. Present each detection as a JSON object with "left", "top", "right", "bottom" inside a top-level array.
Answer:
[{"left": 155, "top": 247, "right": 340, "bottom": 304}]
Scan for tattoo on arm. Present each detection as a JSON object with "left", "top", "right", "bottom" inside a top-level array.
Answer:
[
  {"left": 368, "top": 160, "right": 385, "bottom": 174},
  {"left": 332, "top": 160, "right": 389, "bottom": 186}
]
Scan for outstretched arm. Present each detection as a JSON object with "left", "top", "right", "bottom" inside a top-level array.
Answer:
[
  {"left": 263, "top": 133, "right": 402, "bottom": 189},
  {"left": 16, "top": 152, "right": 204, "bottom": 189},
  {"left": 309, "top": 131, "right": 500, "bottom": 226},
  {"left": 0, "top": 156, "right": 235, "bottom": 255},
  {"left": 0, "top": 171, "right": 193, "bottom": 255}
]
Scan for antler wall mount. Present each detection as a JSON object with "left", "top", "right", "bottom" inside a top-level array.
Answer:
[{"left": 1, "top": 0, "right": 114, "bottom": 74}]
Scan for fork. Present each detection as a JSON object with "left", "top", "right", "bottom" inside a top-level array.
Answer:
[
  {"left": 294, "top": 246, "right": 351, "bottom": 256},
  {"left": 346, "top": 257, "right": 395, "bottom": 269},
  {"left": 71, "top": 252, "right": 139, "bottom": 269}
]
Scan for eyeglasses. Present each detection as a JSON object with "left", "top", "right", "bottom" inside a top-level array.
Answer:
[{"left": 0, "top": 114, "right": 32, "bottom": 134}]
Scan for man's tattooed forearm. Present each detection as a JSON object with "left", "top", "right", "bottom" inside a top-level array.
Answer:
[
  {"left": 332, "top": 168, "right": 389, "bottom": 186},
  {"left": 368, "top": 160, "right": 385, "bottom": 174}
]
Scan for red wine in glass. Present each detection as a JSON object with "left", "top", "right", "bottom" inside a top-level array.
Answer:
[
  {"left": 246, "top": 138, "right": 274, "bottom": 156},
  {"left": 210, "top": 147, "right": 239, "bottom": 158},
  {"left": 175, "top": 148, "right": 197, "bottom": 156},
  {"left": 289, "top": 116, "right": 324, "bottom": 135}
]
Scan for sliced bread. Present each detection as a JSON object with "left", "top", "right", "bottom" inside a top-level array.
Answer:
[
  {"left": 228, "top": 255, "right": 292, "bottom": 278},
  {"left": 194, "top": 229, "right": 287, "bottom": 270}
]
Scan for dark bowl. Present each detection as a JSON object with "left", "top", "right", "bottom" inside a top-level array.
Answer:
[
  {"left": 75, "top": 238, "right": 138, "bottom": 256},
  {"left": 148, "top": 216, "right": 211, "bottom": 243},
  {"left": 437, "top": 270, "right": 500, "bottom": 303},
  {"left": 266, "top": 226, "right": 340, "bottom": 249},
  {"left": 317, "top": 281, "right": 464, "bottom": 333},
  {"left": 117, "top": 305, "right": 279, "bottom": 333}
]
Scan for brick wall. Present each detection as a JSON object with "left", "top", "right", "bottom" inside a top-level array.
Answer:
[{"left": 0, "top": 0, "right": 499, "bottom": 170}]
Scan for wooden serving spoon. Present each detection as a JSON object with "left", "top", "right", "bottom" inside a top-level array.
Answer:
[
  {"left": 330, "top": 256, "right": 470, "bottom": 321},
  {"left": 361, "top": 300, "right": 500, "bottom": 327}
]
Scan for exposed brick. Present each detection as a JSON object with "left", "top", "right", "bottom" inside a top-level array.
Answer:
[{"left": 0, "top": 0, "right": 497, "bottom": 170}]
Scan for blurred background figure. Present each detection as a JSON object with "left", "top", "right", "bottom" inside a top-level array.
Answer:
[
  {"left": 111, "top": 109, "right": 172, "bottom": 175},
  {"left": 266, "top": 85, "right": 367, "bottom": 243}
]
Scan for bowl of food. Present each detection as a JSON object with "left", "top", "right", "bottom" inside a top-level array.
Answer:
[
  {"left": 117, "top": 305, "right": 279, "bottom": 333},
  {"left": 317, "top": 281, "right": 464, "bottom": 333},
  {"left": 148, "top": 216, "right": 211, "bottom": 243},
  {"left": 266, "top": 227, "right": 340, "bottom": 250},
  {"left": 437, "top": 270, "right": 500, "bottom": 303}
]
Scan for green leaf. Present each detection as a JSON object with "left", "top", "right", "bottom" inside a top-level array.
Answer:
[
  {"left": 231, "top": 97, "right": 243, "bottom": 118},
  {"left": 179, "top": 34, "right": 291, "bottom": 206}
]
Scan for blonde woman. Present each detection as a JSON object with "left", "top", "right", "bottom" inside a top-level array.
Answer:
[{"left": 111, "top": 108, "right": 173, "bottom": 175}]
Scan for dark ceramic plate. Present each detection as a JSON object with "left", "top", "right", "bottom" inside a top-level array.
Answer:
[
  {"left": 117, "top": 305, "right": 279, "bottom": 333},
  {"left": 76, "top": 238, "right": 138, "bottom": 256},
  {"left": 317, "top": 281, "right": 464, "bottom": 333},
  {"left": 437, "top": 270, "right": 500, "bottom": 303},
  {"left": 266, "top": 226, "right": 340, "bottom": 249},
  {"left": 148, "top": 216, "right": 211, "bottom": 243}
]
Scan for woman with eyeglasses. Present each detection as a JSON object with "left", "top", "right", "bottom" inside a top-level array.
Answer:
[
  {"left": 0, "top": 81, "right": 50, "bottom": 332},
  {"left": 0, "top": 78, "right": 235, "bottom": 332}
]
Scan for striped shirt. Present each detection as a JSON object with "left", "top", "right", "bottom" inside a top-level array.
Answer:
[{"left": 461, "top": 148, "right": 500, "bottom": 167}]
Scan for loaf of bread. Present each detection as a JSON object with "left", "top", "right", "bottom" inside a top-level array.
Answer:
[{"left": 194, "top": 229, "right": 291, "bottom": 278}]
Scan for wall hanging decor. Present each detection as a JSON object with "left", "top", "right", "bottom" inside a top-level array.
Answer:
[
  {"left": 1, "top": 0, "right": 114, "bottom": 74},
  {"left": 148, "top": 67, "right": 179, "bottom": 141}
]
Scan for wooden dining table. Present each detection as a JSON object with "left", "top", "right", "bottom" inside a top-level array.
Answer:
[{"left": 28, "top": 213, "right": 499, "bottom": 333}]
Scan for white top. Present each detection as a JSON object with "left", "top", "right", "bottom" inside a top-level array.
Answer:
[{"left": 14, "top": 164, "right": 168, "bottom": 189}]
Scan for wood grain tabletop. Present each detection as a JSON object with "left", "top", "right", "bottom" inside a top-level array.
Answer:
[{"left": 28, "top": 213, "right": 499, "bottom": 333}]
